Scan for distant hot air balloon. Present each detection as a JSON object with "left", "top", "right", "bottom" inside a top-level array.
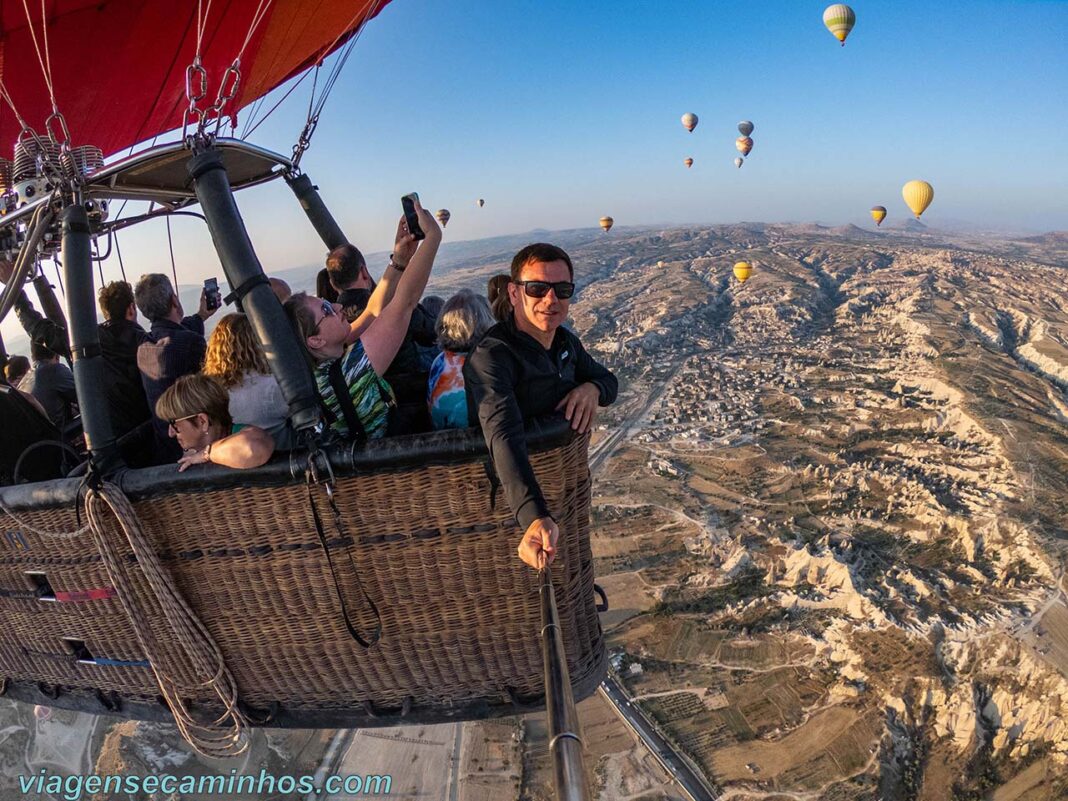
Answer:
[
  {"left": 738, "top": 120, "right": 755, "bottom": 137},
  {"left": 823, "top": 4, "right": 856, "bottom": 46},
  {"left": 870, "top": 206, "right": 887, "bottom": 226},
  {"left": 734, "top": 157, "right": 744, "bottom": 169},
  {"left": 733, "top": 261, "right": 753, "bottom": 283},
  {"left": 901, "top": 180, "right": 934, "bottom": 218},
  {"left": 681, "top": 113, "right": 698, "bottom": 132},
  {"left": 736, "top": 136, "right": 754, "bottom": 157},
  {"left": 599, "top": 216, "right": 614, "bottom": 233},
  {"left": 657, "top": 261, "right": 665, "bottom": 268},
  {"left": 34, "top": 705, "right": 52, "bottom": 722},
  {"left": 684, "top": 157, "right": 694, "bottom": 169},
  {"left": 476, "top": 198, "right": 485, "bottom": 208},
  {"left": 435, "top": 209, "right": 451, "bottom": 227}
]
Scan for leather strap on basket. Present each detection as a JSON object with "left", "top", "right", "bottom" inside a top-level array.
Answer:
[{"left": 305, "top": 457, "right": 381, "bottom": 648}]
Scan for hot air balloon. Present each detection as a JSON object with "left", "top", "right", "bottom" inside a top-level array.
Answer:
[
  {"left": 733, "top": 261, "right": 753, "bottom": 283},
  {"left": 823, "top": 4, "right": 856, "bottom": 46},
  {"left": 734, "top": 157, "right": 744, "bottom": 169},
  {"left": 681, "top": 113, "right": 698, "bottom": 133},
  {"left": 657, "top": 261, "right": 665, "bottom": 268},
  {"left": 870, "top": 206, "right": 887, "bottom": 226},
  {"left": 599, "top": 216, "right": 614, "bottom": 233},
  {"left": 736, "top": 137, "right": 754, "bottom": 157},
  {"left": 738, "top": 121, "right": 755, "bottom": 137},
  {"left": 435, "top": 209, "right": 451, "bottom": 227},
  {"left": 684, "top": 158, "right": 694, "bottom": 169},
  {"left": 476, "top": 198, "right": 485, "bottom": 208},
  {"left": 901, "top": 181, "right": 934, "bottom": 218}
]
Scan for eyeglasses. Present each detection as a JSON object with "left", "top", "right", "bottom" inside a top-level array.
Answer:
[
  {"left": 514, "top": 280, "right": 575, "bottom": 300},
  {"left": 313, "top": 299, "right": 338, "bottom": 332},
  {"left": 166, "top": 413, "right": 201, "bottom": 432}
]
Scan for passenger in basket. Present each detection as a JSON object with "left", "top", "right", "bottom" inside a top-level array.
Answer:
[
  {"left": 464, "top": 244, "right": 618, "bottom": 570},
  {"left": 325, "top": 221, "right": 438, "bottom": 434},
  {"left": 427, "top": 289, "right": 494, "bottom": 430},
  {"left": 202, "top": 313, "right": 295, "bottom": 449},
  {"left": 487, "top": 273, "right": 512, "bottom": 322},
  {"left": 156, "top": 374, "right": 275, "bottom": 472},
  {"left": 285, "top": 198, "right": 441, "bottom": 442}
]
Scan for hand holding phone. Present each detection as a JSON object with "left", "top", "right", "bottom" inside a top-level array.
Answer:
[
  {"left": 401, "top": 193, "right": 426, "bottom": 241},
  {"left": 203, "top": 277, "right": 222, "bottom": 311}
]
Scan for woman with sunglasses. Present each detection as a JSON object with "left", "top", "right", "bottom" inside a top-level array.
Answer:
[
  {"left": 156, "top": 374, "right": 275, "bottom": 472},
  {"left": 464, "top": 243, "right": 618, "bottom": 571},
  {"left": 284, "top": 199, "right": 442, "bottom": 442}
]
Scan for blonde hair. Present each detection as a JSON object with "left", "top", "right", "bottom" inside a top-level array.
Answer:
[
  {"left": 203, "top": 313, "right": 270, "bottom": 389},
  {"left": 436, "top": 289, "right": 494, "bottom": 352},
  {"left": 156, "top": 374, "right": 232, "bottom": 434}
]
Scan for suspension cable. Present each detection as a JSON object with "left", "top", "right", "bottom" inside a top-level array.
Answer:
[
  {"left": 113, "top": 230, "right": 127, "bottom": 283},
  {"left": 166, "top": 215, "right": 179, "bottom": 290}
]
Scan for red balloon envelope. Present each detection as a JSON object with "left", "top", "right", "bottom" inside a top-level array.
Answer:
[{"left": 0, "top": 0, "right": 393, "bottom": 158}]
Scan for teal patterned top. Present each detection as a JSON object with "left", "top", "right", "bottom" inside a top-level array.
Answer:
[{"left": 315, "top": 340, "right": 394, "bottom": 440}]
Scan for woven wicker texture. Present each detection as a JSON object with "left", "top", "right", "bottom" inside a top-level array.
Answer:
[{"left": 0, "top": 434, "right": 604, "bottom": 722}]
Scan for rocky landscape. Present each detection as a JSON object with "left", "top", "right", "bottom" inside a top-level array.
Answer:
[{"left": 3, "top": 222, "right": 1068, "bottom": 800}]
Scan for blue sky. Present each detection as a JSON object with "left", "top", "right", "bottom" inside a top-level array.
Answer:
[{"left": 3, "top": 0, "right": 1067, "bottom": 347}]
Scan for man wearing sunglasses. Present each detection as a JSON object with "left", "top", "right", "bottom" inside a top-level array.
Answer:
[{"left": 464, "top": 243, "right": 617, "bottom": 571}]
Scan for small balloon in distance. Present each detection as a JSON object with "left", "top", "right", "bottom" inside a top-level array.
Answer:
[
  {"left": 435, "top": 209, "right": 451, "bottom": 227},
  {"left": 738, "top": 120, "right": 754, "bottom": 137},
  {"left": 476, "top": 198, "right": 485, "bottom": 208},
  {"left": 684, "top": 157, "right": 694, "bottom": 168},
  {"left": 870, "top": 206, "right": 887, "bottom": 226},
  {"left": 681, "top": 112, "right": 698, "bottom": 132},
  {"left": 736, "top": 136, "right": 754, "bottom": 157},
  {"left": 733, "top": 261, "right": 753, "bottom": 283},
  {"left": 599, "top": 216, "right": 614, "bottom": 232},
  {"left": 734, "top": 157, "right": 744, "bottom": 169},
  {"left": 823, "top": 4, "right": 856, "bottom": 46}
]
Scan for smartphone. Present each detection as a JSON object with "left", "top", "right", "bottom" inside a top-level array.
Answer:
[
  {"left": 204, "top": 277, "right": 222, "bottom": 311},
  {"left": 401, "top": 193, "right": 426, "bottom": 241}
]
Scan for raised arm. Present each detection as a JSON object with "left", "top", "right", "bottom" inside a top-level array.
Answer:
[
  {"left": 361, "top": 199, "right": 442, "bottom": 376},
  {"left": 345, "top": 215, "right": 418, "bottom": 341}
]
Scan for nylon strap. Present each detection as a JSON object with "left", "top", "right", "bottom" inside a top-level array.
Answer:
[
  {"left": 327, "top": 357, "right": 367, "bottom": 447},
  {"left": 305, "top": 479, "right": 381, "bottom": 648},
  {"left": 223, "top": 274, "right": 270, "bottom": 307}
]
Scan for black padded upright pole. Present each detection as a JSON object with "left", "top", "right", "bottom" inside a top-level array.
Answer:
[
  {"left": 189, "top": 149, "right": 320, "bottom": 433},
  {"left": 285, "top": 172, "right": 348, "bottom": 250},
  {"left": 61, "top": 204, "right": 123, "bottom": 474}
]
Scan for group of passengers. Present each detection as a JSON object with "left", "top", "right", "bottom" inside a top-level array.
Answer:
[{"left": 0, "top": 196, "right": 617, "bottom": 568}]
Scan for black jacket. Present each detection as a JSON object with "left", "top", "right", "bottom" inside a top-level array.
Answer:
[
  {"left": 15, "top": 291, "right": 157, "bottom": 462},
  {"left": 0, "top": 379, "right": 63, "bottom": 485},
  {"left": 463, "top": 317, "right": 617, "bottom": 529},
  {"left": 137, "top": 316, "right": 207, "bottom": 462}
]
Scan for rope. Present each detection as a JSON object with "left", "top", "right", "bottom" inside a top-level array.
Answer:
[
  {"left": 20, "top": 0, "right": 57, "bottom": 110},
  {"left": 0, "top": 496, "right": 90, "bottom": 539},
  {"left": 114, "top": 230, "right": 127, "bottom": 282},
  {"left": 165, "top": 215, "right": 179, "bottom": 290},
  {"left": 85, "top": 482, "right": 249, "bottom": 758}
]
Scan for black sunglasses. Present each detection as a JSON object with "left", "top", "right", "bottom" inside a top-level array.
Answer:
[{"left": 514, "top": 280, "right": 575, "bottom": 300}]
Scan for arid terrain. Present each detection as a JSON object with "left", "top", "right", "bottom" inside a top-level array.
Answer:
[{"left": 3, "top": 222, "right": 1068, "bottom": 799}]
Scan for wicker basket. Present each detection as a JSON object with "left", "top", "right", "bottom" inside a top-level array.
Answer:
[{"left": 0, "top": 423, "right": 605, "bottom": 727}]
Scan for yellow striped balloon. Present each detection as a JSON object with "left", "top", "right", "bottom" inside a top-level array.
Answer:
[
  {"left": 823, "top": 4, "right": 855, "bottom": 46},
  {"left": 599, "top": 216, "right": 614, "bottom": 232},
  {"left": 681, "top": 112, "right": 698, "bottom": 132},
  {"left": 733, "top": 261, "right": 752, "bottom": 283},
  {"left": 684, "top": 157, "right": 694, "bottom": 168},
  {"left": 901, "top": 181, "right": 934, "bottom": 218},
  {"left": 870, "top": 206, "right": 887, "bottom": 226},
  {"left": 735, "top": 136, "right": 753, "bottom": 156}
]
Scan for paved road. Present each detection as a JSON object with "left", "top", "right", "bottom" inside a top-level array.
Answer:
[{"left": 599, "top": 677, "right": 719, "bottom": 801}]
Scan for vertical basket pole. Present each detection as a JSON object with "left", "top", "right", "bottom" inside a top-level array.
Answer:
[
  {"left": 61, "top": 203, "right": 123, "bottom": 474},
  {"left": 188, "top": 148, "right": 321, "bottom": 433},
  {"left": 285, "top": 172, "right": 348, "bottom": 250},
  {"left": 540, "top": 565, "right": 591, "bottom": 801}
]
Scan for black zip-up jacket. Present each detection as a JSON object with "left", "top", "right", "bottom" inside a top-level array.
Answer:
[{"left": 463, "top": 316, "right": 617, "bottom": 529}]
